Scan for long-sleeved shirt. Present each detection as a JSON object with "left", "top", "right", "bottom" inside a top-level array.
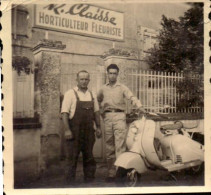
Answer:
[
  {"left": 61, "top": 86, "right": 99, "bottom": 119},
  {"left": 97, "top": 82, "right": 142, "bottom": 112}
]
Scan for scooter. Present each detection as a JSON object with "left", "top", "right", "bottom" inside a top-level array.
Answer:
[{"left": 114, "top": 111, "right": 204, "bottom": 187}]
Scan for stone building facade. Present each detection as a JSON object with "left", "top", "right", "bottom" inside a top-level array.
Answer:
[{"left": 12, "top": 3, "right": 158, "bottom": 187}]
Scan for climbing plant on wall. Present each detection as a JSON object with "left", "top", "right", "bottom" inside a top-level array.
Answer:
[{"left": 12, "top": 55, "right": 31, "bottom": 75}]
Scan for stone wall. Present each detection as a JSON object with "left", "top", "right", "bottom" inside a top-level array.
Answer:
[{"left": 14, "top": 128, "right": 41, "bottom": 188}]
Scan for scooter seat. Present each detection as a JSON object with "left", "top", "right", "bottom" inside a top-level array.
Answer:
[
  {"left": 183, "top": 123, "right": 198, "bottom": 129},
  {"left": 161, "top": 122, "right": 183, "bottom": 130}
]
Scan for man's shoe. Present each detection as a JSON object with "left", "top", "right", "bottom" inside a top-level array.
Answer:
[{"left": 105, "top": 176, "right": 115, "bottom": 183}]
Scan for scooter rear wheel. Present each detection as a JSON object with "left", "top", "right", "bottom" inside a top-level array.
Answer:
[
  {"left": 186, "top": 162, "right": 204, "bottom": 175},
  {"left": 116, "top": 167, "right": 140, "bottom": 187}
]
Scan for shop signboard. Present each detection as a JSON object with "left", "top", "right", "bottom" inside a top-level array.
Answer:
[{"left": 34, "top": 4, "right": 124, "bottom": 41}]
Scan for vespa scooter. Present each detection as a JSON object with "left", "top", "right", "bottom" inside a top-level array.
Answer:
[{"left": 114, "top": 112, "right": 204, "bottom": 187}]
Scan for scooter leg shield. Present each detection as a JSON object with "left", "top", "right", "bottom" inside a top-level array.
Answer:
[{"left": 114, "top": 152, "right": 148, "bottom": 174}]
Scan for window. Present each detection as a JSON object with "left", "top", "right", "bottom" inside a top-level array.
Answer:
[{"left": 12, "top": 5, "right": 29, "bottom": 37}]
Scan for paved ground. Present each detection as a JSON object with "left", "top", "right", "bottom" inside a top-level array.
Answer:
[{"left": 18, "top": 160, "right": 204, "bottom": 189}]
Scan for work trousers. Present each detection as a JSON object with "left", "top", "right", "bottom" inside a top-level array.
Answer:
[
  {"left": 65, "top": 91, "right": 96, "bottom": 181},
  {"left": 103, "top": 112, "right": 128, "bottom": 177},
  {"left": 65, "top": 123, "right": 96, "bottom": 180}
]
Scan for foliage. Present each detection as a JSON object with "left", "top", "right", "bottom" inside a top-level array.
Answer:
[
  {"left": 145, "top": 3, "right": 203, "bottom": 74},
  {"left": 101, "top": 48, "right": 131, "bottom": 59},
  {"left": 37, "top": 39, "right": 66, "bottom": 50},
  {"left": 12, "top": 56, "right": 31, "bottom": 75},
  {"left": 145, "top": 3, "right": 204, "bottom": 110},
  {"left": 176, "top": 74, "right": 204, "bottom": 111}
]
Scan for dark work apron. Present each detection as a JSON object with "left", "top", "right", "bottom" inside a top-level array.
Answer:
[{"left": 66, "top": 89, "right": 96, "bottom": 180}]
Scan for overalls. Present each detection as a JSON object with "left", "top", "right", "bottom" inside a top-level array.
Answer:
[{"left": 66, "top": 89, "right": 96, "bottom": 180}]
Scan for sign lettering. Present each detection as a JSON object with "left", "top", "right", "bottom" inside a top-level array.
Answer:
[{"left": 35, "top": 4, "right": 124, "bottom": 41}]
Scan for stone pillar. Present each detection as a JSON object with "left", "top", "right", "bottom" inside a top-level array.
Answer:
[
  {"left": 96, "top": 64, "right": 106, "bottom": 91},
  {"left": 32, "top": 39, "right": 66, "bottom": 169},
  {"left": 94, "top": 64, "right": 106, "bottom": 161}
]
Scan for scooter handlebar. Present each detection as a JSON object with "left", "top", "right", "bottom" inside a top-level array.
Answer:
[
  {"left": 146, "top": 112, "right": 159, "bottom": 116},
  {"left": 144, "top": 112, "right": 169, "bottom": 119},
  {"left": 129, "top": 109, "right": 170, "bottom": 121}
]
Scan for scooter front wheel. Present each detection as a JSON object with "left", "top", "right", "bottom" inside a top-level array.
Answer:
[{"left": 116, "top": 167, "right": 140, "bottom": 187}]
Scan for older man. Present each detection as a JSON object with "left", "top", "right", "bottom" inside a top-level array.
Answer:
[
  {"left": 97, "top": 64, "right": 146, "bottom": 182},
  {"left": 61, "top": 70, "right": 101, "bottom": 183}
]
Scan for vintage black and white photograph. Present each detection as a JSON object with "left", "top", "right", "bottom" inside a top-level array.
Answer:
[{"left": 1, "top": 0, "right": 211, "bottom": 194}]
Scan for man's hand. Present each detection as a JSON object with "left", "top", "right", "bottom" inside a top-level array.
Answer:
[
  {"left": 96, "top": 127, "right": 102, "bottom": 139},
  {"left": 65, "top": 130, "right": 74, "bottom": 141},
  {"left": 99, "top": 110, "right": 105, "bottom": 119}
]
